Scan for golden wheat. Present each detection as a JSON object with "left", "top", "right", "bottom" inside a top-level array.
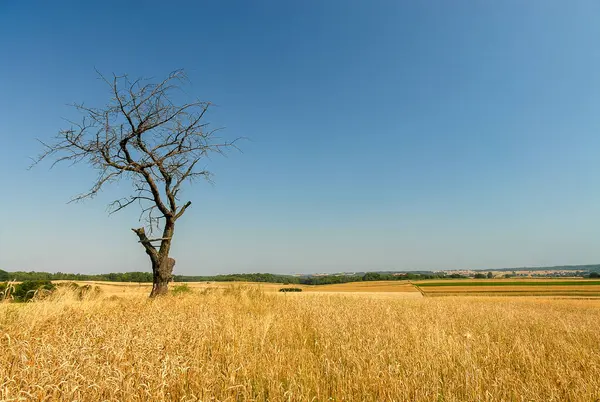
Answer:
[{"left": 0, "top": 285, "right": 599, "bottom": 401}]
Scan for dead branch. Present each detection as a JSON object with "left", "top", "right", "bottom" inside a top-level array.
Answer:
[{"left": 32, "top": 69, "right": 240, "bottom": 234}]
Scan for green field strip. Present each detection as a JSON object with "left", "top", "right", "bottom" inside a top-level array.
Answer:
[
  {"left": 424, "top": 292, "right": 600, "bottom": 297},
  {"left": 415, "top": 281, "right": 600, "bottom": 287}
]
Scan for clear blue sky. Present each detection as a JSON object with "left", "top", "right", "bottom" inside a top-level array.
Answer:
[{"left": 1, "top": 1, "right": 600, "bottom": 275}]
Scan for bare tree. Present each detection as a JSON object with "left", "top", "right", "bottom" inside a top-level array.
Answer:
[{"left": 33, "top": 70, "right": 239, "bottom": 297}]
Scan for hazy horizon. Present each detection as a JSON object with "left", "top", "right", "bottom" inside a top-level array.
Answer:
[
  {"left": 2, "top": 2, "right": 600, "bottom": 276},
  {"left": 1, "top": 263, "right": 598, "bottom": 277}
]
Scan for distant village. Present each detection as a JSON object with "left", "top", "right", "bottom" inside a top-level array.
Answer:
[
  {"left": 435, "top": 269, "right": 588, "bottom": 278},
  {"left": 309, "top": 264, "right": 599, "bottom": 279}
]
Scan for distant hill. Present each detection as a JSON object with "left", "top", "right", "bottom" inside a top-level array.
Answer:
[
  {"left": 476, "top": 264, "right": 600, "bottom": 273},
  {"left": 1, "top": 263, "right": 598, "bottom": 284},
  {"left": 0, "top": 270, "right": 443, "bottom": 284}
]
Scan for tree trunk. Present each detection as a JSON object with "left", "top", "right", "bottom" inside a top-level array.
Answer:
[
  {"left": 133, "top": 220, "right": 177, "bottom": 298},
  {"left": 150, "top": 256, "right": 175, "bottom": 297}
]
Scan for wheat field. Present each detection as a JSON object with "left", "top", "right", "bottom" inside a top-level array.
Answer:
[{"left": 1, "top": 285, "right": 599, "bottom": 401}]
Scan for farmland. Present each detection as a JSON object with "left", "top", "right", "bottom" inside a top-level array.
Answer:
[
  {"left": 44, "top": 278, "right": 600, "bottom": 298},
  {"left": 1, "top": 281, "right": 599, "bottom": 400},
  {"left": 51, "top": 279, "right": 422, "bottom": 298},
  {"left": 413, "top": 279, "right": 600, "bottom": 297}
]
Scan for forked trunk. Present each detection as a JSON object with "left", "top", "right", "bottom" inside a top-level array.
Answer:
[
  {"left": 150, "top": 256, "right": 176, "bottom": 297},
  {"left": 150, "top": 219, "right": 176, "bottom": 298},
  {"left": 133, "top": 219, "right": 177, "bottom": 298}
]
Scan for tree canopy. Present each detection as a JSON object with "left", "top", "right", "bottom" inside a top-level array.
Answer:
[{"left": 33, "top": 70, "right": 239, "bottom": 296}]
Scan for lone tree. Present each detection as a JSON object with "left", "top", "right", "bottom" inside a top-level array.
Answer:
[{"left": 33, "top": 70, "right": 238, "bottom": 297}]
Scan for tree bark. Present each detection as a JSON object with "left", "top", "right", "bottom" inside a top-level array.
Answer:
[
  {"left": 133, "top": 222, "right": 176, "bottom": 298},
  {"left": 150, "top": 256, "right": 175, "bottom": 297}
]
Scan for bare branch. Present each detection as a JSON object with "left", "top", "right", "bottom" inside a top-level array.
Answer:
[
  {"left": 140, "top": 237, "right": 173, "bottom": 243},
  {"left": 132, "top": 227, "right": 158, "bottom": 264},
  {"left": 32, "top": 69, "right": 240, "bottom": 235},
  {"left": 175, "top": 201, "right": 192, "bottom": 220}
]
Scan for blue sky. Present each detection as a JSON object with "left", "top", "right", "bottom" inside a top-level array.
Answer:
[{"left": 1, "top": 1, "right": 600, "bottom": 275}]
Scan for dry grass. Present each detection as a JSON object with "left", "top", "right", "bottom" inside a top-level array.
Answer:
[
  {"left": 58, "top": 280, "right": 421, "bottom": 297},
  {"left": 1, "top": 286, "right": 599, "bottom": 401},
  {"left": 53, "top": 281, "right": 293, "bottom": 297}
]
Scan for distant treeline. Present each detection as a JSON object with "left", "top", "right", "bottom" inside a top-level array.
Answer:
[
  {"left": 0, "top": 270, "right": 155, "bottom": 283},
  {"left": 178, "top": 272, "right": 452, "bottom": 285},
  {"left": 1, "top": 266, "right": 596, "bottom": 285},
  {"left": 0, "top": 269, "right": 450, "bottom": 285}
]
